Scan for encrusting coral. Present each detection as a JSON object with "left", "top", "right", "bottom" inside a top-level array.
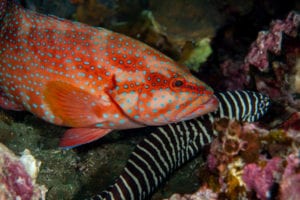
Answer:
[
  {"left": 187, "top": 117, "right": 300, "bottom": 200},
  {"left": 163, "top": 185, "right": 218, "bottom": 200},
  {"left": 0, "top": 143, "right": 47, "bottom": 200}
]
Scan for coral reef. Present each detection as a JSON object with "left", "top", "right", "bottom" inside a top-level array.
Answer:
[
  {"left": 280, "top": 153, "right": 300, "bottom": 200},
  {"left": 163, "top": 185, "right": 218, "bottom": 200},
  {"left": 185, "top": 118, "right": 300, "bottom": 200},
  {"left": 70, "top": 0, "right": 116, "bottom": 26},
  {"left": 0, "top": 143, "right": 47, "bottom": 200},
  {"left": 250, "top": 11, "right": 300, "bottom": 111},
  {"left": 0, "top": 113, "right": 139, "bottom": 199},
  {"left": 179, "top": 38, "right": 212, "bottom": 71},
  {"left": 217, "top": 11, "right": 300, "bottom": 97},
  {"left": 245, "top": 11, "right": 300, "bottom": 72},
  {"left": 242, "top": 157, "right": 283, "bottom": 200},
  {"left": 193, "top": 16, "right": 300, "bottom": 199},
  {"left": 1, "top": 0, "right": 299, "bottom": 199}
]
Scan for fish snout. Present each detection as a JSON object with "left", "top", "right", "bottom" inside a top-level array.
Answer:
[
  {"left": 176, "top": 94, "right": 219, "bottom": 122},
  {"left": 193, "top": 95, "right": 219, "bottom": 115}
]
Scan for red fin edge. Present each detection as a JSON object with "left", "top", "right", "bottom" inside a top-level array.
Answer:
[{"left": 59, "top": 128, "right": 112, "bottom": 148}]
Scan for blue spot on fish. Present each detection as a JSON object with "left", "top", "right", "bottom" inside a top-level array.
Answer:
[{"left": 96, "top": 123, "right": 103, "bottom": 127}]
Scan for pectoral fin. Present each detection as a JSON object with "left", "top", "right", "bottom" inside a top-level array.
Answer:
[{"left": 44, "top": 81, "right": 111, "bottom": 127}]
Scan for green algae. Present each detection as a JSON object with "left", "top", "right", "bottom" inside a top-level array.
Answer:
[
  {"left": 0, "top": 112, "right": 135, "bottom": 199},
  {"left": 179, "top": 38, "right": 213, "bottom": 71}
]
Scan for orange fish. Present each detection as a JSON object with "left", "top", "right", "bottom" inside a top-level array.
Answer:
[{"left": 0, "top": 1, "right": 218, "bottom": 147}]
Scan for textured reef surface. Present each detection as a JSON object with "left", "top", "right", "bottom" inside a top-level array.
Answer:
[
  {"left": 0, "top": 0, "right": 300, "bottom": 199},
  {"left": 0, "top": 142, "right": 47, "bottom": 200}
]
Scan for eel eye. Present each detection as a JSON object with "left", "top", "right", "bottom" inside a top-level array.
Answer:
[{"left": 173, "top": 80, "right": 184, "bottom": 87}]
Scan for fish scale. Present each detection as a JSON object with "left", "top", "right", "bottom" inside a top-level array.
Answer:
[
  {"left": 95, "top": 91, "right": 271, "bottom": 200},
  {"left": 0, "top": 1, "right": 218, "bottom": 147}
]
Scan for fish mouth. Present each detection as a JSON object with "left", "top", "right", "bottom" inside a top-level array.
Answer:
[{"left": 179, "top": 95, "right": 219, "bottom": 121}]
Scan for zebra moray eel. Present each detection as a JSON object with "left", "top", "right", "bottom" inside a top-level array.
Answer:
[{"left": 93, "top": 91, "right": 271, "bottom": 200}]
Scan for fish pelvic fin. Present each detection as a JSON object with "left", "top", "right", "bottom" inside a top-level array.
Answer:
[{"left": 59, "top": 128, "right": 112, "bottom": 148}]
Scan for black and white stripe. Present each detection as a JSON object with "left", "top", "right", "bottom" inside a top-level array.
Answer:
[{"left": 93, "top": 91, "right": 271, "bottom": 200}]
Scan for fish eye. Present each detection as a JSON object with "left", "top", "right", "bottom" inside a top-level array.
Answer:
[{"left": 173, "top": 80, "right": 184, "bottom": 87}]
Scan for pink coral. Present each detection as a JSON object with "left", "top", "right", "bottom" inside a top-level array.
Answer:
[
  {"left": 207, "top": 119, "right": 260, "bottom": 172},
  {"left": 280, "top": 174, "right": 300, "bottom": 200},
  {"left": 280, "top": 153, "right": 300, "bottom": 200},
  {"left": 164, "top": 185, "right": 218, "bottom": 200},
  {"left": 242, "top": 157, "right": 283, "bottom": 200},
  {"left": 207, "top": 153, "right": 218, "bottom": 171},
  {"left": 2, "top": 156, "right": 34, "bottom": 199},
  {"left": 0, "top": 143, "right": 46, "bottom": 200},
  {"left": 245, "top": 11, "right": 300, "bottom": 71},
  {"left": 218, "top": 11, "right": 300, "bottom": 97}
]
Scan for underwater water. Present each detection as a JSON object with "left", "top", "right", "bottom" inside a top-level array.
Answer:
[{"left": 0, "top": 0, "right": 300, "bottom": 199}]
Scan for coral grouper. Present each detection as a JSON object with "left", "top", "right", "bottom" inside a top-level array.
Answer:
[{"left": 0, "top": 0, "right": 218, "bottom": 147}]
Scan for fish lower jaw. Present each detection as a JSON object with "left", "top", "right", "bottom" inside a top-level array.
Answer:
[{"left": 175, "top": 96, "right": 219, "bottom": 121}]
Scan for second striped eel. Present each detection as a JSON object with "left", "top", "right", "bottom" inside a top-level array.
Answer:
[{"left": 93, "top": 90, "right": 271, "bottom": 200}]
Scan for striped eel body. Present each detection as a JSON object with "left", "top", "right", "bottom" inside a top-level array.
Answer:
[{"left": 93, "top": 91, "right": 271, "bottom": 200}]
